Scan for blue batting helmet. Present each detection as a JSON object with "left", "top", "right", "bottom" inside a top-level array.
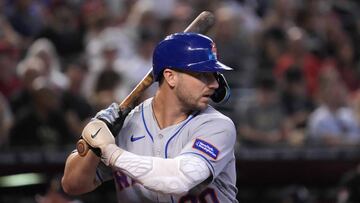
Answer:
[{"left": 152, "top": 32, "right": 233, "bottom": 81}]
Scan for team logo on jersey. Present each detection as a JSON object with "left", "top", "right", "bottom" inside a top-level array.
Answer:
[
  {"left": 130, "top": 135, "right": 145, "bottom": 142},
  {"left": 193, "top": 138, "right": 219, "bottom": 160}
]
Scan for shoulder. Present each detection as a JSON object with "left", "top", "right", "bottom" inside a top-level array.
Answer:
[
  {"left": 189, "top": 106, "right": 237, "bottom": 150},
  {"left": 126, "top": 98, "right": 153, "bottom": 117},
  {"left": 123, "top": 98, "right": 153, "bottom": 125},
  {"left": 196, "top": 105, "right": 234, "bottom": 124},
  {"left": 191, "top": 105, "right": 236, "bottom": 135},
  {"left": 338, "top": 107, "right": 356, "bottom": 118},
  {"left": 309, "top": 106, "right": 330, "bottom": 121}
]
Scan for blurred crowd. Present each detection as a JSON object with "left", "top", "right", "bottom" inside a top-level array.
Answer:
[{"left": 1, "top": 0, "right": 360, "bottom": 152}]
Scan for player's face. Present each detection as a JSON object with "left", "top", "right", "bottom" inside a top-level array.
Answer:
[{"left": 175, "top": 70, "right": 219, "bottom": 111}]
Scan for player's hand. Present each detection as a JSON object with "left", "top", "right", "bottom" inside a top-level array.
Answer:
[
  {"left": 76, "top": 103, "right": 129, "bottom": 158},
  {"left": 81, "top": 119, "right": 123, "bottom": 165},
  {"left": 94, "top": 103, "right": 130, "bottom": 136}
]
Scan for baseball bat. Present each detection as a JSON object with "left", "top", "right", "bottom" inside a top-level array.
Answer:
[{"left": 76, "top": 11, "right": 215, "bottom": 157}]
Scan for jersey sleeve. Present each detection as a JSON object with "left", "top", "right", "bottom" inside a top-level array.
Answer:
[{"left": 179, "top": 117, "right": 236, "bottom": 179}]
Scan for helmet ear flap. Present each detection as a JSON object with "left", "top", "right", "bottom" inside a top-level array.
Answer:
[{"left": 211, "top": 73, "right": 231, "bottom": 104}]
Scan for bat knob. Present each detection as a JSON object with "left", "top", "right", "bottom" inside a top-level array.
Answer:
[{"left": 76, "top": 139, "right": 88, "bottom": 157}]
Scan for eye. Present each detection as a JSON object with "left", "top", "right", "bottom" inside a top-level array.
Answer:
[
  {"left": 181, "top": 71, "right": 216, "bottom": 83},
  {"left": 203, "top": 72, "right": 216, "bottom": 80},
  {"left": 193, "top": 72, "right": 216, "bottom": 83}
]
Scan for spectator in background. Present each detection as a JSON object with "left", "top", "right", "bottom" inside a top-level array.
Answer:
[
  {"left": 61, "top": 57, "right": 93, "bottom": 138},
  {"left": 325, "top": 38, "right": 360, "bottom": 94},
  {"left": 82, "top": 0, "right": 136, "bottom": 101},
  {"left": 36, "top": 2, "right": 84, "bottom": 60},
  {"left": 351, "top": 89, "right": 360, "bottom": 134},
  {"left": 161, "top": 0, "right": 194, "bottom": 36},
  {"left": 295, "top": 0, "right": 328, "bottom": 59},
  {"left": 82, "top": 0, "right": 134, "bottom": 71},
  {"left": 25, "top": 38, "right": 69, "bottom": 90},
  {"left": 315, "top": 3, "right": 360, "bottom": 94},
  {"left": 91, "top": 69, "right": 122, "bottom": 111},
  {"left": 83, "top": 34, "right": 130, "bottom": 103},
  {"left": 280, "top": 66, "right": 314, "bottom": 146},
  {"left": 126, "top": 1, "right": 162, "bottom": 36},
  {"left": 4, "top": 0, "right": 45, "bottom": 44},
  {"left": 274, "top": 26, "right": 323, "bottom": 99},
  {"left": 257, "top": 27, "right": 286, "bottom": 73},
  {"left": 0, "top": 41, "right": 21, "bottom": 99},
  {"left": 0, "top": 15, "right": 23, "bottom": 49},
  {"left": 10, "top": 56, "right": 46, "bottom": 116},
  {"left": 0, "top": 92, "right": 13, "bottom": 147},
  {"left": 214, "top": 5, "right": 256, "bottom": 88},
  {"left": 237, "top": 75, "right": 291, "bottom": 146},
  {"left": 116, "top": 29, "right": 159, "bottom": 101},
  {"left": 81, "top": 0, "right": 111, "bottom": 44},
  {"left": 307, "top": 67, "right": 360, "bottom": 147},
  {"left": 9, "top": 77, "right": 73, "bottom": 149},
  {"left": 261, "top": 0, "right": 298, "bottom": 31}
]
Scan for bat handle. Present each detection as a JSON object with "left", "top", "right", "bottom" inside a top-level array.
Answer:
[{"left": 76, "top": 139, "right": 89, "bottom": 157}]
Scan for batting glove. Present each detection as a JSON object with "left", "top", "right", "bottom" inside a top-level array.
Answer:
[
  {"left": 81, "top": 119, "right": 123, "bottom": 165},
  {"left": 94, "top": 103, "right": 130, "bottom": 136}
]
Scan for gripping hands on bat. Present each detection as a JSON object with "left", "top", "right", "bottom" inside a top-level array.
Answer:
[{"left": 81, "top": 103, "right": 124, "bottom": 166}]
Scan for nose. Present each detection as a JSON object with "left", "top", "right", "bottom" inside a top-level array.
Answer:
[{"left": 208, "top": 73, "right": 219, "bottom": 89}]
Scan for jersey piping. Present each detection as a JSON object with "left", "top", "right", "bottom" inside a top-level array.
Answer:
[
  {"left": 164, "top": 112, "right": 198, "bottom": 158},
  {"left": 141, "top": 103, "right": 154, "bottom": 142}
]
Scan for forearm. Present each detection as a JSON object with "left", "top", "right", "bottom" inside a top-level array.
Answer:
[
  {"left": 61, "top": 102, "right": 127, "bottom": 194},
  {"left": 104, "top": 144, "right": 211, "bottom": 195},
  {"left": 62, "top": 151, "right": 101, "bottom": 195}
]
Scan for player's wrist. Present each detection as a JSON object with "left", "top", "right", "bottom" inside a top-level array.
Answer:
[{"left": 101, "top": 144, "right": 124, "bottom": 166}]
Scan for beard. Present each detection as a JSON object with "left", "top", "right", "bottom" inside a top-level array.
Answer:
[{"left": 175, "top": 83, "right": 208, "bottom": 112}]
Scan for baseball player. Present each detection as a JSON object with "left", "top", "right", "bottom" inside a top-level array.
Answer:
[{"left": 62, "top": 33, "right": 238, "bottom": 203}]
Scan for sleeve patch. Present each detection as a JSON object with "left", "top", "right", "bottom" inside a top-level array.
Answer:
[{"left": 192, "top": 139, "right": 219, "bottom": 160}]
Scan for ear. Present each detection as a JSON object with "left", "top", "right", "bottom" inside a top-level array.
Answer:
[{"left": 163, "top": 69, "right": 178, "bottom": 87}]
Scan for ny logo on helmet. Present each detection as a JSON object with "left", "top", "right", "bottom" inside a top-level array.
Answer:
[{"left": 210, "top": 42, "right": 218, "bottom": 60}]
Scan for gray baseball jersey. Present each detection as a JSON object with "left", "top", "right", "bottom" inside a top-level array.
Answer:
[{"left": 96, "top": 98, "right": 238, "bottom": 203}]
